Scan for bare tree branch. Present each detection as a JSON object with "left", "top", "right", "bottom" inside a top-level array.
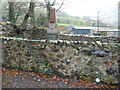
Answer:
[
  {"left": 56, "top": 0, "right": 65, "bottom": 12},
  {"left": 39, "top": 2, "right": 44, "bottom": 6},
  {"left": 22, "top": 1, "right": 35, "bottom": 29},
  {"left": 2, "top": 17, "right": 8, "bottom": 23},
  {"left": 51, "top": 0, "right": 56, "bottom": 6}
]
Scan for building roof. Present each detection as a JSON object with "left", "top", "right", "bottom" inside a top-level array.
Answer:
[
  {"left": 74, "top": 27, "right": 96, "bottom": 30},
  {"left": 73, "top": 27, "right": 119, "bottom": 32}
]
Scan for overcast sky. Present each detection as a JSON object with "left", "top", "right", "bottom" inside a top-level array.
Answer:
[
  {"left": 58, "top": 0, "right": 119, "bottom": 17},
  {"left": 2, "top": 0, "right": 119, "bottom": 17}
]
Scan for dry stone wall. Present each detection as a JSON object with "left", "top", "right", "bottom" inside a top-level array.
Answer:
[
  {"left": 2, "top": 38, "right": 119, "bottom": 84},
  {"left": 1, "top": 23, "right": 119, "bottom": 43},
  {"left": 2, "top": 23, "right": 47, "bottom": 40}
]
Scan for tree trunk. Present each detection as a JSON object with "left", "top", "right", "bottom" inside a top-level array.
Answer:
[
  {"left": 8, "top": 2, "right": 15, "bottom": 24},
  {"left": 46, "top": 2, "right": 51, "bottom": 22},
  {"left": 22, "top": 1, "right": 35, "bottom": 29},
  {"left": 30, "top": 3, "right": 36, "bottom": 26}
]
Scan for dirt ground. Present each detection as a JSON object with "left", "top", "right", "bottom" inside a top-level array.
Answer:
[{"left": 2, "top": 67, "right": 118, "bottom": 89}]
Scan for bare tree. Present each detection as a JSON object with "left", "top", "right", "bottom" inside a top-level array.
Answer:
[
  {"left": 5, "top": 2, "right": 27, "bottom": 24},
  {"left": 8, "top": 2, "right": 15, "bottom": 24},
  {"left": 44, "top": 0, "right": 65, "bottom": 21},
  {"left": 56, "top": 0, "right": 65, "bottom": 12},
  {"left": 22, "top": 0, "right": 35, "bottom": 29},
  {"left": 14, "top": 2, "right": 27, "bottom": 23}
]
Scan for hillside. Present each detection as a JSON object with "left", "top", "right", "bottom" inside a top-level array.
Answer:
[
  {"left": 56, "top": 12, "right": 109, "bottom": 27},
  {"left": 56, "top": 11, "right": 116, "bottom": 31}
]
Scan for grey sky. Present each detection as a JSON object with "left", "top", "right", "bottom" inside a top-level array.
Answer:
[
  {"left": 2, "top": 0, "right": 119, "bottom": 17},
  {"left": 59, "top": 0, "right": 119, "bottom": 17}
]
